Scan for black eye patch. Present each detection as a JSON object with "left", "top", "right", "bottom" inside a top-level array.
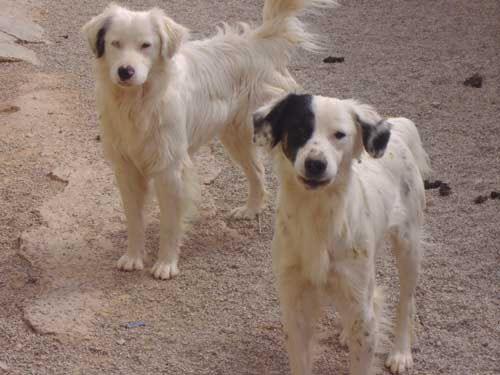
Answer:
[{"left": 260, "top": 94, "right": 315, "bottom": 162}]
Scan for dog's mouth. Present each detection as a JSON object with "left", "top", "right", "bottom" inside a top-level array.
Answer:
[
  {"left": 117, "top": 80, "right": 134, "bottom": 87},
  {"left": 298, "top": 176, "right": 331, "bottom": 190}
]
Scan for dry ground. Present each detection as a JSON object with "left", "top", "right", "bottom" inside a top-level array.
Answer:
[{"left": 0, "top": 0, "right": 499, "bottom": 374}]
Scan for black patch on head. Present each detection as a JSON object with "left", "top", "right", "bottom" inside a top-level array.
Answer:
[
  {"left": 255, "top": 94, "right": 315, "bottom": 162},
  {"left": 96, "top": 18, "right": 111, "bottom": 58}
]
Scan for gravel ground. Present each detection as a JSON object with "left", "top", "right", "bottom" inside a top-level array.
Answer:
[{"left": 0, "top": 0, "right": 499, "bottom": 374}]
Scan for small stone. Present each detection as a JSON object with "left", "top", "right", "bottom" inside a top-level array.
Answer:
[
  {"left": 490, "top": 191, "right": 500, "bottom": 200},
  {"left": 116, "top": 338, "right": 126, "bottom": 345},
  {"left": 463, "top": 73, "right": 483, "bottom": 88},
  {"left": 0, "top": 361, "right": 10, "bottom": 371},
  {"left": 323, "top": 56, "right": 345, "bottom": 64},
  {"left": 439, "top": 183, "right": 451, "bottom": 196},
  {"left": 47, "top": 171, "right": 69, "bottom": 184},
  {"left": 0, "top": 42, "right": 40, "bottom": 66},
  {"left": 0, "top": 16, "right": 44, "bottom": 43},
  {"left": 0, "top": 104, "right": 20, "bottom": 114},
  {"left": 473, "top": 195, "right": 488, "bottom": 204},
  {"left": 424, "top": 179, "right": 442, "bottom": 190},
  {"left": 95, "top": 135, "right": 101, "bottom": 141},
  {"left": 431, "top": 101, "right": 441, "bottom": 109}
]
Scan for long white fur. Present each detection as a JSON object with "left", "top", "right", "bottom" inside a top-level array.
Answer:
[
  {"left": 82, "top": 0, "right": 336, "bottom": 279},
  {"left": 259, "top": 96, "right": 429, "bottom": 374}
]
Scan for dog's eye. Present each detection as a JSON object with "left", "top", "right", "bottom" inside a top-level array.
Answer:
[
  {"left": 111, "top": 40, "right": 121, "bottom": 48},
  {"left": 141, "top": 42, "right": 151, "bottom": 49},
  {"left": 334, "top": 131, "right": 346, "bottom": 140}
]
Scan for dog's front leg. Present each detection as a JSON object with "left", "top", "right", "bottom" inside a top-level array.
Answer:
[
  {"left": 113, "top": 157, "right": 148, "bottom": 271},
  {"left": 278, "top": 270, "right": 321, "bottom": 375},
  {"left": 151, "top": 166, "right": 189, "bottom": 280},
  {"left": 332, "top": 271, "right": 381, "bottom": 375}
]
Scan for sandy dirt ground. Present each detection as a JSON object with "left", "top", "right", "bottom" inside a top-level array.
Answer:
[{"left": 0, "top": 0, "right": 499, "bottom": 374}]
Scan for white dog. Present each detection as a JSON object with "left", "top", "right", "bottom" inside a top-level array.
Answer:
[
  {"left": 82, "top": 1, "right": 335, "bottom": 279},
  {"left": 253, "top": 94, "right": 430, "bottom": 374}
]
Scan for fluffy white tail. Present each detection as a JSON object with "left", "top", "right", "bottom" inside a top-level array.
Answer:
[
  {"left": 389, "top": 117, "right": 431, "bottom": 179},
  {"left": 257, "top": 0, "right": 337, "bottom": 52}
]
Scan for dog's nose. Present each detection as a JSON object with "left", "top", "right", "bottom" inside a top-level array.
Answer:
[
  {"left": 304, "top": 157, "right": 327, "bottom": 178},
  {"left": 118, "top": 66, "right": 135, "bottom": 81}
]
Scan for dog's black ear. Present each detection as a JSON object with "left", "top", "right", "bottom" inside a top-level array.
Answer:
[
  {"left": 253, "top": 94, "right": 312, "bottom": 150},
  {"left": 253, "top": 96, "right": 288, "bottom": 149},
  {"left": 346, "top": 99, "right": 391, "bottom": 159},
  {"left": 82, "top": 4, "right": 119, "bottom": 58}
]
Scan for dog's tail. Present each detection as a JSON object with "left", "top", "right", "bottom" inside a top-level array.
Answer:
[
  {"left": 389, "top": 117, "right": 431, "bottom": 180},
  {"left": 256, "top": 0, "right": 337, "bottom": 53}
]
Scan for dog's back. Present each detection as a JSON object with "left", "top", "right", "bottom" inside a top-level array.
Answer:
[{"left": 353, "top": 117, "right": 430, "bottom": 234}]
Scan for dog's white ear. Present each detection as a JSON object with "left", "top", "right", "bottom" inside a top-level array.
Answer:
[
  {"left": 346, "top": 99, "right": 391, "bottom": 159},
  {"left": 151, "top": 9, "right": 189, "bottom": 59},
  {"left": 82, "top": 3, "right": 120, "bottom": 58}
]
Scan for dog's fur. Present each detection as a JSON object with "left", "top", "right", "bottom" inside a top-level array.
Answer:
[
  {"left": 254, "top": 94, "right": 430, "bottom": 374},
  {"left": 82, "top": 1, "right": 335, "bottom": 279}
]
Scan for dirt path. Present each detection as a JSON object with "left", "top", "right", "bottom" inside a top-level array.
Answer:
[{"left": 0, "top": 0, "right": 499, "bottom": 374}]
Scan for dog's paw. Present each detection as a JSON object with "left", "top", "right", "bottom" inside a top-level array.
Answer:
[
  {"left": 385, "top": 350, "right": 413, "bottom": 374},
  {"left": 151, "top": 260, "right": 179, "bottom": 280},
  {"left": 230, "top": 205, "right": 260, "bottom": 220},
  {"left": 117, "top": 254, "right": 144, "bottom": 271}
]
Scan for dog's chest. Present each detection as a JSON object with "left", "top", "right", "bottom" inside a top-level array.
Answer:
[
  {"left": 100, "top": 98, "right": 167, "bottom": 175},
  {"left": 275, "top": 199, "right": 354, "bottom": 285}
]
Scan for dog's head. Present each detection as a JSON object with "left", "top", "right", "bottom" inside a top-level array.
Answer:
[
  {"left": 253, "top": 94, "right": 391, "bottom": 190},
  {"left": 82, "top": 3, "right": 188, "bottom": 87}
]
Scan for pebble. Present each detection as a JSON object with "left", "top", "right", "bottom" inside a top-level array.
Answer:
[
  {"left": 116, "top": 338, "right": 126, "bottom": 345},
  {"left": 463, "top": 73, "right": 483, "bottom": 88},
  {"left": 323, "top": 56, "right": 345, "bottom": 64},
  {"left": 0, "top": 361, "right": 10, "bottom": 371}
]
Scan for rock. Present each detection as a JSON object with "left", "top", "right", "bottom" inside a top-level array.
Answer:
[
  {"left": 23, "top": 289, "right": 104, "bottom": 337},
  {"left": 473, "top": 195, "right": 488, "bottom": 204},
  {"left": 0, "top": 361, "right": 10, "bottom": 371},
  {"left": 0, "top": 42, "right": 39, "bottom": 66},
  {"left": 0, "top": 104, "right": 20, "bottom": 114},
  {"left": 438, "top": 182, "right": 451, "bottom": 196},
  {"left": 463, "top": 73, "right": 483, "bottom": 88},
  {"left": 0, "top": 16, "right": 44, "bottom": 43},
  {"left": 431, "top": 101, "right": 441, "bottom": 109},
  {"left": 46, "top": 168, "right": 70, "bottom": 184},
  {"left": 424, "top": 179, "right": 442, "bottom": 190},
  {"left": 0, "top": 31, "right": 15, "bottom": 43},
  {"left": 323, "top": 56, "right": 345, "bottom": 64},
  {"left": 116, "top": 338, "right": 126, "bottom": 345}
]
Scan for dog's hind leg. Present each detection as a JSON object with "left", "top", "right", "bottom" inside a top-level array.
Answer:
[
  {"left": 113, "top": 157, "right": 148, "bottom": 271},
  {"left": 220, "top": 120, "right": 267, "bottom": 219},
  {"left": 386, "top": 224, "right": 422, "bottom": 374}
]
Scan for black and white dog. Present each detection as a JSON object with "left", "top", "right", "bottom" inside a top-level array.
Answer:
[{"left": 254, "top": 94, "right": 430, "bottom": 375}]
